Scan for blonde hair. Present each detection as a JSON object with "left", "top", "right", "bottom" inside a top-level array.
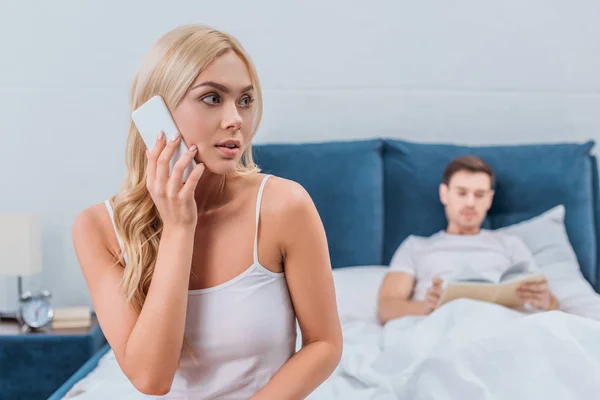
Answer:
[{"left": 111, "top": 24, "right": 263, "bottom": 314}]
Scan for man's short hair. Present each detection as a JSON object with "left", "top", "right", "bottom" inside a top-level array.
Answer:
[{"left": 442, "top": 155, "right": 495, "bottom": 188}]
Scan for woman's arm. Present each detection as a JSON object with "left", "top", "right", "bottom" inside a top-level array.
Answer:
[
  {"left": 73, "top": 211, "right": 195, "bottom": 396},
  {"left": 251, "top": 180, "right": 343, "bottom": 400},
  {"left": 73, "top": 135, "right": 205, "bottom": 395}
]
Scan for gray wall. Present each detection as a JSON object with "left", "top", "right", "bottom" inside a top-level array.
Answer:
[{"left": 1, "top": 0, "right": 599, "bottom": 310}]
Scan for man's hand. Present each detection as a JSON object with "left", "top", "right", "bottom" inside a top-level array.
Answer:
[
  {"left": 423, "top": 277, "right": 444, "bottom": 314},
  {"left": 516, "top": 279, "right": 558, "bottom": 311}
]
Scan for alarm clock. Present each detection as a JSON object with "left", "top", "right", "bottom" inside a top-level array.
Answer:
[{"left": 17, "top": 290, "right": 54, "bottom": 331}]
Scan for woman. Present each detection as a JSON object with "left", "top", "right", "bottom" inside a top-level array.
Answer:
[{"left": 72, "top": 24, "right": 342, "bottom": 399}]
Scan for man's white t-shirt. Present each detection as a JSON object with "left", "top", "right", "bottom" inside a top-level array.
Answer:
[{"left": 388, "top": 229, "right": 539, "bottom": 302}]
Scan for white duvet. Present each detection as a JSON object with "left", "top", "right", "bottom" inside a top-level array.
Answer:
[{"left": 308, "top": 299, "right": 600, "bottom": 400}]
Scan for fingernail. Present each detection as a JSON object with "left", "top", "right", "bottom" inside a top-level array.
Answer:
[
  {"left": 171, "top": 133, "right": 180, "bottom": 142},
  {"left": 158, "top": 131, "right": 164, "bottom": 140},
  {"left": 189, "top": 145, "right": 197, "bottom": 152}
]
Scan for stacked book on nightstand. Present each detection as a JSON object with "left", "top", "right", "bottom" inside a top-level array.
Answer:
[{"left": 51, "top": 306, "right": 92, "bottom": 329}]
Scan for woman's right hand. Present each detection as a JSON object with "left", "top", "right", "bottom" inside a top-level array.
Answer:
[{"left": 146, "top": 131, "right": 206, "bottom": 228}]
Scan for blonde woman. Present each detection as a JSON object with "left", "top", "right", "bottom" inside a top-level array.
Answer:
[{"left": 72, "top": 24, "right": 342, "bottom": 399}]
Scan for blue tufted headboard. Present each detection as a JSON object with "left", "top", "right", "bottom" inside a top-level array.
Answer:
[
  {"left": 382, "top": 139, "right": 598, "bottom": 290},
  {"left": 253, "top": 138, "right": 600, "bottom": 293}
]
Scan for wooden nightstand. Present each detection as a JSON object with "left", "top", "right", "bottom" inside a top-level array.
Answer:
[{"left": 0, "top": 314, "right": 106, "bottom": 400}]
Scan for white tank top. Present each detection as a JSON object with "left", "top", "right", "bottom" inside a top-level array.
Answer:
[{"left": 105, "top": 174, "right": 297, "bottom": 399}]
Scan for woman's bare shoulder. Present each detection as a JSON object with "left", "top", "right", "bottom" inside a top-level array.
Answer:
[
  {"left": 73, "top": 202, "right": 106, "bottom": 233},
  {"left": 72, "top": 201, "right": 120, "bottom": 262},
  {"left": 259, "top": 175, "right": 314, "bottom": 216}
]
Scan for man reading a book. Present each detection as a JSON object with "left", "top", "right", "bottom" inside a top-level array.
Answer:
[{"left": 377, "top": 155, "right": 560, "bottom": 324}]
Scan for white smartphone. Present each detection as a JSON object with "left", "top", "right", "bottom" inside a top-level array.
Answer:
[{"left": 131, "top": 95, "right": 196, "bottom": 183}]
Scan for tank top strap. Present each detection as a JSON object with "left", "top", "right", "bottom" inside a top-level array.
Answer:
[
  {"left": 253, "top": 175, "right": 272, "bottom": 264},
  {"left": 104, "top": 199, "right": 127, "bottom": 263}
]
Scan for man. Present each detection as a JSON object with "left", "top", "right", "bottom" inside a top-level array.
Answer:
[{"left": 377, "top": 155, "right": 559, "bottom": 324}]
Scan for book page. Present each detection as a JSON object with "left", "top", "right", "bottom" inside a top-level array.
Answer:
[
  {"left": 493, "top": 273, "right": 546, "bottom": 308},
  {"left": 438, "top": 272, "right": 546, "bottom": 308},
  {"left": 438, "top": 282, "right": 499, "bottom": 307}
]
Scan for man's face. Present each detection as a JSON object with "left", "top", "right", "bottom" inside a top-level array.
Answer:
[{"left": 439, "top": 171, "right": 494, "bottom": 232}]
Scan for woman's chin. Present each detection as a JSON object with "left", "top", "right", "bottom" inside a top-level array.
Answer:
[{"left": 202, "top": 159, "right": 239, "bottom": 176}]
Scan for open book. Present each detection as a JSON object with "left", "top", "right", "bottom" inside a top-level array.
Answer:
[{"left": 437, "top": 265, "right": 547, "bottom": 309}]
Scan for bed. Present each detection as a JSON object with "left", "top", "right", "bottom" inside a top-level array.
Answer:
[{"left": 50, "top": 138, "right": 600, "bottom": 399}]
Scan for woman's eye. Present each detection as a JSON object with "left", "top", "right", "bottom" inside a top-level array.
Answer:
[
  {"left": 201, "top": 94, "right": 220, "bottom": 105},
  {"left": 239, "top": 95, "right": 253, "bottom": 108}
]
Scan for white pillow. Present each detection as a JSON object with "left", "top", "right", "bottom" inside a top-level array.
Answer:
[
  {"left": 497, "top": 205, "right": 578, "bottom": 272},
  {"left": 332, "top": 266, "right": 388, "bottom": 323},
  {"left": 497, "top": 205, "right": 600, "bottom": 320}
]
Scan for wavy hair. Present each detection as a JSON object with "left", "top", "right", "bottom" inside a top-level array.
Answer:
[{"left": 111, "top": 25, "right": 263, "bottom": 315}]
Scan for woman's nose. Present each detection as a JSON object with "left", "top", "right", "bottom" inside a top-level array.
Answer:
[{"left": 221, "top": 102, "right": 243, "bottom": 131}]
